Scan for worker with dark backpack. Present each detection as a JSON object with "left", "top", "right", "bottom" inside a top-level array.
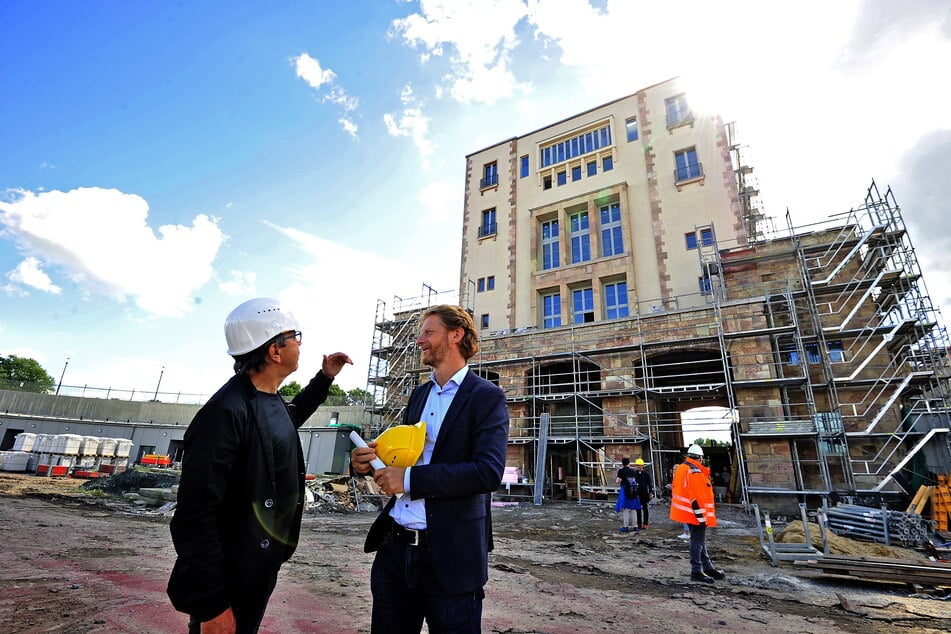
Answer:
[{"left": 614, "top": 457, "right": 641, "bottom": 533}]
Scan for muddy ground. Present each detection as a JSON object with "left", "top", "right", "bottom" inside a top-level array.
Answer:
[{"left": 0, "top": 471, "right": 948, "bottom": 634}]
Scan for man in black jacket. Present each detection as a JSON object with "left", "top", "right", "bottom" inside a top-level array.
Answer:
[{"left": 167, "top": 297, "right": 351, "bottom": 633}]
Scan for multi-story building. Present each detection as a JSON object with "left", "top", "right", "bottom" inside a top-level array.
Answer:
[{"left": 367, "top": 78, "right": 951, "bottom": 512}]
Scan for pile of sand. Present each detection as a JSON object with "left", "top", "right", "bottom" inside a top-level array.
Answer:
[{"left": 775, "top": 520, "right": 919, "bottom": 559}]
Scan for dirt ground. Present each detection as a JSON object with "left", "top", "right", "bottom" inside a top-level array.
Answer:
[{"left": 1, "top": 471, "right": 949, "bottom": 634}]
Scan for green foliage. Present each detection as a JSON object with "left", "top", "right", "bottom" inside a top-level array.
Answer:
[
  {"left": 692, "top": 437, "right": 732, "bottom": 448},
  {"left": 278, "top": 381, "right": 302, "bottom": 400},
  {"left": 346, "top": 387, "right": 374, "bottom": 405},
  {"left": 0, "top": 355, "right": 56, "bottom": 393},
  {"left": 324, "top": 384, "right": 349, "bottom": 406}
]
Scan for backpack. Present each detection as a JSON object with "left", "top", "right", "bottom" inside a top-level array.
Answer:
[{"left": 625, "top": 477, "right": 638, "bottom": 497}]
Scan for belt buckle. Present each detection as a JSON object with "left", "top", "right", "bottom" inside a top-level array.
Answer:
[{"left": 407, "top": 528, "right": 420, "bottom": 546}]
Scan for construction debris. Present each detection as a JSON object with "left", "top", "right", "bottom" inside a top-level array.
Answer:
[
  {"left": 304, "top": 474, "right": 386, "bottom": 513},
  {"left": 796, "top": 555, "right": 951, "bottom": 589}
]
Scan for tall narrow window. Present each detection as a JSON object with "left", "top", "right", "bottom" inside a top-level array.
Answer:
[
  {"left": 570, "top": 212, "right": 591, "bottom": 264},
  {"left": 541, "top": 220, "right": 560, "bottom": 270},
  {"left": 571, "top": 165, "right": 582, "bottom": 181},
  {"left": 481, "top": 162, "right": 498, "bottom": 188},
  {"left": 604, "top": 281, "right": 629, "bottom": 319},
  {"left": 674, "top": 148, "right": 702, "bottom": 182},
  {"left": 480, "top": 313, "right": 489, "bottom": 329},
  {"left": 587, "top": 161, "right": 597, "bottom": 177},
  {"left": 486, "top": 275, "right": 495, "bottom": 291},
  {"left": 520, "top": 155, "right": 529, "bottom": 178},
  {"left": 700, "top": 227, "right": 714, "bottom": 246},
  {"left": 557, "top": 171, "right": 567, "bottom": 186},
  {"left": 572, "top": 288, "right": 594, "bottom": 323},
  {"left": 600, "top": 202, "right": 623, "bottom": 257},
  {"left": 543, "top": 292, "right": 562, "bottom": 328},
  {"left": 477, "top": 278, "right": 485, "bottom": 292},
  {"left": 625, "top": 117, "right": 638, "bottom": 141},
  {"left": 479, "top": 208, "right": 497, "bottom": 237},
  {"left": 665, "top": 94, "right": 692, "bottom": 127}
]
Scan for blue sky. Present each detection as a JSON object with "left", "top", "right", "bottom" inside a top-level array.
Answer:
[{"left": 1, "top": 1, "right": 950, "bottom": 401}]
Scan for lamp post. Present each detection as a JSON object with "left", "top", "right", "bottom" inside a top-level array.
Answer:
[
  {"left": 55, "top": 356, "right": 70, "bottom": 396},
  {"left": 153, "top": 366, "right": 165, "bottom": 401}
]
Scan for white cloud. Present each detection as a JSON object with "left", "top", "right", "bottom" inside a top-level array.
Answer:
[
  {"left": 418, "top": 180, "right": 460, "bottom": 226},
  {"left": 0, "top": 187, "right": 225, "bottom": 317},
  {"left": 218, "top": 270, "right": 257, "bottom": 297},
  {"left": 8, "top": 256, "right": 61, "bottom": 294},
  {"left": 292, "top": 52, "right": 361, "bottom": 137},
  {"left": 383, "top": 84, "right": 435, "bottom": 166},
  {"left": 390, "top": 0, "right": 532, "bottom": 104}
]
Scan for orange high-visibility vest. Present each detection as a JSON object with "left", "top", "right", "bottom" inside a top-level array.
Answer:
[{"left": 669, "top": 458, "right": 718, "bottom": 527}]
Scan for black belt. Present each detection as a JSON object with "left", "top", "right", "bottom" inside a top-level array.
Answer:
[{"left": 390, "top": 522, "right": 427, "bottom": 547}]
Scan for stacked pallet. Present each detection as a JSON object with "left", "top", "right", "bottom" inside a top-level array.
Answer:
[{"left": 906, "top": 474, "right": 951, "bottom": 531}]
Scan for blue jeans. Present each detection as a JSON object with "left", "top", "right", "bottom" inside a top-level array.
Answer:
[
  {"left": 370, "top": 536, "right": 483, "bottom": 633},
  {"left": 689, "top": 523, "right": 715, "bottom": 574}
]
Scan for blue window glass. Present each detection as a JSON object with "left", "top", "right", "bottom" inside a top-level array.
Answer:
[
  {"left": 626, "top": 118, "right": 638, "bottom": 142},
  {"left": 572, "top": 288, "right": 594, "bottom": 324},
  {"left": 828, "top": 340, "right": 844, "bottom": 362},
  {"left": 700, "top": 227, "right": 714, "bottom": 246},
  {"left": 604, "top": 281, "right": 629, "bottom": 319},
  {"left": 541, "top": 147, "right": 551, "bottom": 168},
  {"left": 543, "top": 293, "right": 561, "bottom": 328},
  {"left": 685, "top": 232, "right": 698, "bottom": 250},
  {"left": 480, "top": 313, "right": 489, "bottom": 329},
  {"left": 783, "top": 346, "right": 800, "bottom": 366},
  {"left": 557, "top": 171, "right": 567, "bottom": 186},
  {"left": 585, "top": 132, "right": 593, "bottom": 152},
  {"left": 571, "top": 138, "right": 579, "bottom": 158},
  {"left": 542, "top": 220, "right": 560, "bottom": 270},
  {"left": 487, "top": 275, "right": 495, "bottom": 291},
  {"left": 481, "top": 162, "right": 498, "bottom": 188},
  {"left": 699, "top": 276, "right": 713, "bottom": 295},
  {"left": 806, "top": 345, "right": 821, "bottom": 364},
  {"left": 571, "top": 165, "right": 582, "bottom": 181},
  {"left": 600, "top": 203, "right": 623, "bottom": 257},
  {"left": 479, "top": 208, "right": 497, "bottom": 237},
  {"left": 569, "top": 212, "right": 591, "bottom": 263},
  {"left": 477, "top": 278, "right": 485, "bottom": 292},
  {"left": 587, "top": 161, "right": 597, "bottom": 177},
  {"left": 556, "top": 143, "right": 565, "bottom": 163},
  {"left": 520, "top": 155, "right": 529, "bottom": 178},
  {"left": 675, "top": 148, "right": 701, "bottom": 182},
  {"left": 602, "top": 156, "right": 613, "bottom": 171},
  {"left": 600, "top": 127, "right": 610, "bottom": 147}
]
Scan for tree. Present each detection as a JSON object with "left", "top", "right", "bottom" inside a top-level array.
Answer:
[
  {"left": 324, "top": 384, "right": 349, "bottom": 406},
  {"left": 278, "top": 381, "right": 302, "bottom": 400},
  {"left": 0, "top": 355, "right": 56, "bottom": 393},
  {"left": 346, "top": 387, "right": 374, "bottom": 405}
]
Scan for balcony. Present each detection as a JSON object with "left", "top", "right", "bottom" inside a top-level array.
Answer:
[
  {"left": 674, "top": 162, "right": 704, "bottom": 187},
  {"left": 478, "top": 222, "right": 498, "bottom": 238},
  {"left": 666, "top": 109, "right": 694, "bottom": 128},
  {"left": 480, "top": 173, "right": 499, "bottom": 189}
]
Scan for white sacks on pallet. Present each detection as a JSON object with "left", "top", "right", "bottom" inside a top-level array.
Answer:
[
  {"left": 0, "top": 451, "right": 32, "bottom": 472},
  {"left": 13, "top": 433, "right": 36, "bottom": 452},
  {"left": 80, "top": 436, "right": 102, "bottom": 456},
  {"left": 50, "top": 434, "right": 82, "bottom": 455}
]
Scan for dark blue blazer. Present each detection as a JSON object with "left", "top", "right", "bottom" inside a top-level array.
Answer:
[{"left": 364, "top": 370, "right": 510, "bottom": 594}]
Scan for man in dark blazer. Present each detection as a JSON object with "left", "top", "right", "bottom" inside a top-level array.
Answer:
[{"left": 352, "top": 304, "right": 509, "bottom": 633}]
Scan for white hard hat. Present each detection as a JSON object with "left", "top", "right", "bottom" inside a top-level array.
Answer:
[
  {"left": 224, "top": 298, "right": 300, "bottom": 355},
  {"left": 687, "top": 444, "right": 704, "bottom": 457}
]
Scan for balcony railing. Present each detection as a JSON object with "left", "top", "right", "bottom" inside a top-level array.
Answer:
[
  {"left": 666, "top": 109, "right": 694, "bottom": 128},
  {"left": 674, "top": 162, "right": 704, "bottom": 183},
  {"left": 478, "top": 222, "right": 498, "bottom": 237},
  {"left": 480, "top": 173, "right": 499, "bottom": 188}
]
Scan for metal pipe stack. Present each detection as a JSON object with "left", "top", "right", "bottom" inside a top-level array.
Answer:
[{"left": 824, "top": 503, "right": 932, "bottom": 547}]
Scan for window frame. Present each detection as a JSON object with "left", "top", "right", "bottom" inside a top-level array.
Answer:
[
  {"left": 604, "top": 280, "right": 629, "bottom": 319},
  {"left": 520, "top": 155, "right": 529, "bottom": 178},
  {"left": 625, "top": 117, "right": 638, "bottom": 142},
  {"left": 481, "top": 161, "right": 499, "bottom": 188},
  {"left": 479, "top": 208, "right": 497, "bottom": 238},
  {"left": 569, "top": 211, "right": 591, "bottom": 264},
  {"left": 542, "top": 292, "right": 562, "bottom": 329},
  {"left": 600, "top": 202, "right": 623, "bottom": 257},
  {"left": 572, "top": 287, "right": 595, "bottom": 324},
  {"left": 541, "top": 219, "right": 560, "bottom": 270}
]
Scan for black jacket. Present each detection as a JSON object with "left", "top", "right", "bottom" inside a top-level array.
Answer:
[{"left": 167, "top": 371, "right": 332, "bottom": 620}]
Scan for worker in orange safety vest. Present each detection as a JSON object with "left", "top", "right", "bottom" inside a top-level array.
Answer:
[{"left": 669, "top": 444, "right": 726, "bottom": 583}]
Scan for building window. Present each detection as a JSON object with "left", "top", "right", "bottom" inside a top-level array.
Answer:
[
  {"left": 543, "top": 292, "right": 562, "bottom": 328},
  {"left": 571, "top": 165, "right": 582, "bottom": 181},
  {"left": 600, "top": 202, "right": 623, "bottom": 257},
  {"left": 569, "top": 212, "right": 591, "bottom": 264},
  {"left": 572, "top": 288, "right": 594, "bottom": 323},
  {"left": 625, "top": 117, "right": 638, "bottom": 141},
  {"left": 674, "top": 148, "right": 702, "bottom": 182},
  {"left": 782, "top": 346, "right": 800, "bottom": 366},
  {"left": 699, "top": 276, "right": 713, "bottom": 296},
  {"left": 586, "top": 161, "right": 597, "bottom": 177},
  {"left": 481, "top": 162, "right": 498, "bottom": 188},
  {"left": 604, "top": 281, "right": 629, "bottom": 319},
  {"left": 700, "top": 227, "right": 714, "bottom": 246},
  {"left": 602, "top": 156, "right": 613, "bottom": 171},
  {"left": 543, "top": 175, "right": 552, "bottom": 190},
  {"left": 480, "top": 313, "right": 489, "bottom": 329},
  {"left": 477, "top": 278, "right": 485, "bottom": 292},
  {"left": 685, "top": 233, "right": 698, "bottom": 250},
  {"left": 557, "top": 171, "right": 567, "bottom": 186},
  {"left": 665, "top": 94, "right": 692, "bottom": 127},
  {"left": 486, "top": 275, "right": 495, "bottom": 291},
  {"left": 520, "top": 155, "right": 529, "bottom": 178},
  {"left": 828, "top": 340, "right": 845, "bottom": 362},
  {"left": 540, "top": 124, "right": 612, "bottom": 168},
  {"left": 806, "top": 344, "right": 822, "bottom": 364},
  {"left": 479, "top": 208, "right": 497, "bottom": 237},
  {"left": 541, "top": 220, "right": 560, "bottom": 270}
]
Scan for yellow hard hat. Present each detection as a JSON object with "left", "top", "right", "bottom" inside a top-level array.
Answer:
[
  {"left": 634, "top": 458, "right": 645, "bottom": 466},
  {"left": 374, "top": 422, "right": 427, "bottom": 468}
]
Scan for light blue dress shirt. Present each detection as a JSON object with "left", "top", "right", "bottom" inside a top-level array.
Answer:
[{"left": 389, "top": 365, "right": 469, "bottom": 530}]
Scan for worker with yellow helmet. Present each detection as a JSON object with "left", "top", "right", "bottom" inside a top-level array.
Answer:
[{"left": 632, "top": 457, "right": 654, "bottom": 529}]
